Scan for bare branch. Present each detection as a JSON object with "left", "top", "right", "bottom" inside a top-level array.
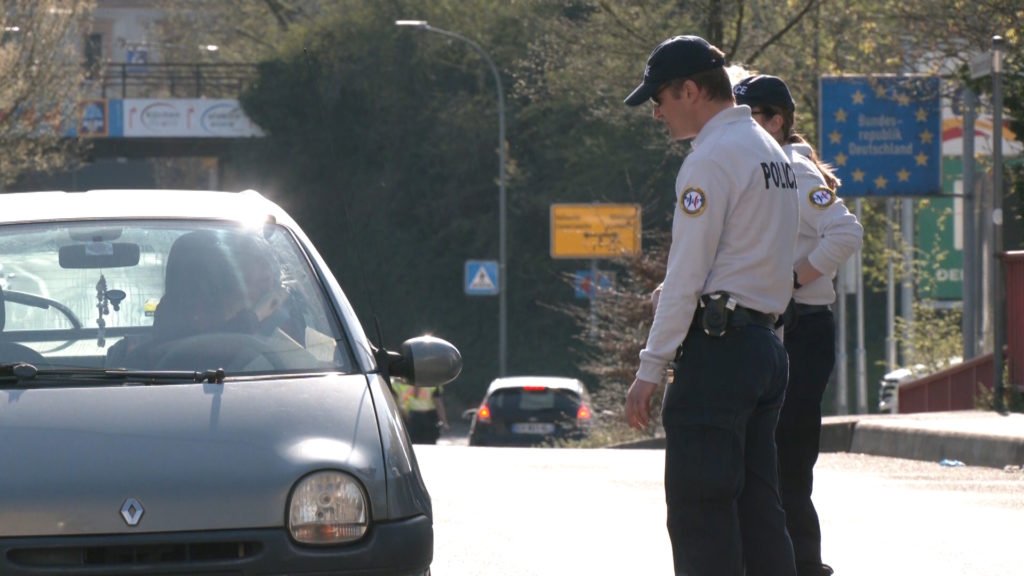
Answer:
[
  {"left": 743, "top": 0, "right": 820, "bottom": 67},
  {"left": 727, "top": 0, "right": 746, "bottom": 61}
]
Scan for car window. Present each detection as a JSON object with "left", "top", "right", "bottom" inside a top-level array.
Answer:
[
  {"left": 0, "top": 220, "right": 355, "bottom": 377},
  {"left": 489, "top": 388, "right": 581, "bottom": 412}
]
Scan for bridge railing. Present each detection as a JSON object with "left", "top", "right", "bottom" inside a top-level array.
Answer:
[{"left": 87, "top": 63, "right": 260, "bottom": 99}]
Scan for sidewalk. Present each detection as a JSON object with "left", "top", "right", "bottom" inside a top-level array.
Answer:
[{"left": 820, "top": 410, "right": 1024, "bottom": 469}]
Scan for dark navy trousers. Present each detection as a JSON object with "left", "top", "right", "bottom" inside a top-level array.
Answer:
[
  {"left": 663, "top": 321, "right": 796, "bottom": 576},
  {"left": 776, "top": 310, "right": 836, "bottom": 574}
]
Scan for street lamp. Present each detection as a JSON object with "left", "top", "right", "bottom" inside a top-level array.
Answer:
[{"left": 396, "top": 20, "right": 509, "bottom": 377}]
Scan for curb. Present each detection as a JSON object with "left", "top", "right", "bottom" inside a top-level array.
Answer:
[
  {"left": 613, "top": 412, "right": 1024, "bottom": 469},
  {"left": 822, "top": 412, "right": 1024, "bottom": 468}
]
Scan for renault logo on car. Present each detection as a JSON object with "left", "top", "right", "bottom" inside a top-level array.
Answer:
[{"left": 120, "top": 498, "right": 144, "bottom": 526}]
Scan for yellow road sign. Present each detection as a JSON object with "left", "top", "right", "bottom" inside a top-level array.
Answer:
[{"left": 550, "top": 203, "right": 641, "bottom": 259}]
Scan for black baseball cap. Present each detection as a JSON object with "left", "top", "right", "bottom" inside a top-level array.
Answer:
[
  {"left": 623, "top": 35, "right": 726, "bottom": 107},
  {"left": 733, "top": 74, "right": 795, "bottom": 112}
]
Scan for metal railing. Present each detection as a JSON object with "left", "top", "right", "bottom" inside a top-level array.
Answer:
[{"left": 87, "top": 62, "right": 259, "bottom": 99}]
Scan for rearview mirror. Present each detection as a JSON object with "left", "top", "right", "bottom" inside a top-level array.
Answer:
[{"left": 59, "top": 243, "right": 140, "bottom": 269}]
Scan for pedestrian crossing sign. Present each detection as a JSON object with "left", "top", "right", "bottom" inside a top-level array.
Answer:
[{"left": 465, "top": 260, "right": 499, "bottom": 296}]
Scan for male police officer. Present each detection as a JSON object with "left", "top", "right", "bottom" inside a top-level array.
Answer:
[
  {"left": 624, "top": 36, "right": 799, "bottom": 575},
  {"left": 735, "top": 74, "right": 863, "bottom": 576}
]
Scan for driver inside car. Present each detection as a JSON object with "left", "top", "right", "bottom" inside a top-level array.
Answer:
[
  {"left": 221, "top": 233, "right": 305, "bottom": 342},
  {"left": 107, "top": 230, "right": 304, "bottom": 369}
]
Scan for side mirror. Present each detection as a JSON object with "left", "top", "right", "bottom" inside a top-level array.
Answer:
[{"left": 388, "top": 335, "right": 462, "bottom": 388}]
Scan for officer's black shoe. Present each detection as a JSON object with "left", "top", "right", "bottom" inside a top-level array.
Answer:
[{"left": 819, "top": 564, "right": 835, "bottom": 576}]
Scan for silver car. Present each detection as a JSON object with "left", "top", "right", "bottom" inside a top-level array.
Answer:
[{"left": 0, "top": 189, "right": 461, "bottom": 576}]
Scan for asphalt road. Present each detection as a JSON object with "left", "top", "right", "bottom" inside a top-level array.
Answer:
[{"left": 415, "top": 446, "right": 1024, "bottom": 576}]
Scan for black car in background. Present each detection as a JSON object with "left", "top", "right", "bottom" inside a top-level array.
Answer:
[{"left": 467, "top": 376, "right": 592, "bottom": 447}]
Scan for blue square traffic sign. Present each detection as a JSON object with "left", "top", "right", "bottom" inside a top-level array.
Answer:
[
  {"left": 465, "top": 260, "right": 499, "bottom": 296},
  {"left": 820, "top": 75, "right": 941, "bottom": 196}
]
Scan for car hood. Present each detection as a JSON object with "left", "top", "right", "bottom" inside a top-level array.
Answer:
[{"left": 0, "top": 374, "right": 385, "bottom": 537}]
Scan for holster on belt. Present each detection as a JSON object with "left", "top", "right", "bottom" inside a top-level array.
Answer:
[
  {"left": 698, "top": 291, "right": 735, "bottom": 337},
  {"left": 694, "top": 291, "right": 778, "bottom": 338}
]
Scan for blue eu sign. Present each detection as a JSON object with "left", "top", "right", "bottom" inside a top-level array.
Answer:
[{"left": 820, "top": 75, "right": 941, "bottom": 196}]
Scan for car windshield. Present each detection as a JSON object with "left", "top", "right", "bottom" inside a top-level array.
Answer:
[{"left": 0, "top": 219, "right": 354, "bottom": 378}]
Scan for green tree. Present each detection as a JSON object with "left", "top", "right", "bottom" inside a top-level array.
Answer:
[{"left": 0, "top": 0, "right": 94, "bottom": 185}]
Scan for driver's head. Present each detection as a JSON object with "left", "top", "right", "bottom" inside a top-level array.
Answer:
[{"left": 223, "top": 233, "right": 281, "bottom": 310}]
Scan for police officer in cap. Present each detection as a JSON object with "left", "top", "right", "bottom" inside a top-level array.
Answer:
[
  {"left": 623, "top": 36, "right": 799, "bottom": 576},
  {"left": 735, "top": 74, "right": 863, "bottom": 576}
]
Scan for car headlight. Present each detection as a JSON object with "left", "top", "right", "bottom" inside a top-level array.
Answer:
[{"left": 288, "top": 471, "right": 368, "bottom": 544}]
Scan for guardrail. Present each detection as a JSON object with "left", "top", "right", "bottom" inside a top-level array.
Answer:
[
  {"left": 1005, "top": 251, "right": 1024, "bottom": 388},
  {"left": 89, "top": 62, "right": 259, "bottom": 99},
  {"left": 896, "top": 354, "right": 994, "bottom": 413}
]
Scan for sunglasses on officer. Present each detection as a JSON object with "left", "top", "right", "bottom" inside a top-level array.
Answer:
[
  {"left": 750, "top": 107, "right": 778, "bottom": 118},
  {"left": 651, "top": 80, "right": 684, "bottom": 106}
]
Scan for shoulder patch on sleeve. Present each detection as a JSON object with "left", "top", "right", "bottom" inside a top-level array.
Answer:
[
  {"left": 808, "top": 186, "right": 836, "bottom": 209},
  {"left": 680, "top": 187, "right": 707, "bottom": 216}
]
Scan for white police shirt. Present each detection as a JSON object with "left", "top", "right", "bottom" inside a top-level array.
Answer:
[
  {"left": 786, "top": 142, "right": 864, "bottom": 306},
  {"left": 636, "top": 106, "right": 798, "bottom": 384}
]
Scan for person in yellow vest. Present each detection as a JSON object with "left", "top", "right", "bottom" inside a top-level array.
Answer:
[{"left": 393, "top": 377, "right": 449, "bottom": 444}]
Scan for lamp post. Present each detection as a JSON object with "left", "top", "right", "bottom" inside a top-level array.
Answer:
[
  {"left": 396, "top": 20, "right": 508, "bottom": 376},
  {"left": 992, "top": 35, "right": 1005, "bottom": 411}
]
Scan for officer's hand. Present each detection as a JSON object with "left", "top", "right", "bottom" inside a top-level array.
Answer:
[
  {"left": 252, "top": 284, "right": 288, "bottom": 322},
  {"left": 651, "top": 285, "right": 663, "bottom": 315},
  {"left": 625, "top": 378, "right": 658, "bottom": 430}
]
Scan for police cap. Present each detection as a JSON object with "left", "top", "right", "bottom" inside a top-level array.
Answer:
[
  {"left": 733, "top": 74, "right": 795, "bottom": 112},
  {"left": 624, "top": 35, "right": 726, "bottom": 107}
]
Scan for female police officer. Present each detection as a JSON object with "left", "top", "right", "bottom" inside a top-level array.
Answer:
[
  {"left": 734, "top": 74, "right": 864, "bottom": 576},
  {"left": 623, "top": 36, "right": 799, "bottom": 576}
]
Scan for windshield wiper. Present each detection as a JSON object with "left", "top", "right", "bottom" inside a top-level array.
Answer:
[{"left": 0, "top": 363, "right": 226, "bottom": 386}]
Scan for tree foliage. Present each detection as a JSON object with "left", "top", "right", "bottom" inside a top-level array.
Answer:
[{"left": 0, "top": 0, "right": 93, "bottom": 185}]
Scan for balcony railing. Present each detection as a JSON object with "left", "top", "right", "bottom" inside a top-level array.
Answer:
[{"left": 87, "top": 62, "right": 259, "bottom": 99}]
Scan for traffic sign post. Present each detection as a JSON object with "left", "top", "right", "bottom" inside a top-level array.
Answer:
[
  {"left": 573, "top": 269, "right": 614, "bottom": 299},
  {"left": 820, "top": 75, "right": 941, "bottom": 197},
  {"left": 550, "top": 203, "right": 641, "bottom": 259},
  {"left": 465, "top": 260, "right": 499, "bottom": 296}
]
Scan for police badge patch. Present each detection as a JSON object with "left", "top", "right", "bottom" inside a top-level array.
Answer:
[
  {"left": 680, "top": 187, "right": 707, "bottom": 216},
  {"left": 808, "top": 186, "right": 836, "bottom": 209}
]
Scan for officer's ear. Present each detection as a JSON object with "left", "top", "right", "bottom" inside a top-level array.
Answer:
[
  {"left": 681, "top": 79, "right": 700, "bottom": 102},
  {"left": 766, "top": 112, "right": 785, "bottom": 135}
]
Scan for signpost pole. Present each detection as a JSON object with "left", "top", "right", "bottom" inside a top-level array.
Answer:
[
  {"left": 836, "top": 262, "right": 849, "bottom": 414},
  {"left": 886, "top": 198, "right": 897, "bottom": 372},
  {"left": 819, "top": 74, "right": 941, "bottom": 410},
  {"left": 991, "top": 36, "right": 1006, "bottom": 410},
  {"left": 855, "top": 199, "right": 867, "bottom": 413},
  {"left": 901, "top": 198, "right": 915, "bottom": 365},
  {"left": 962, "top": 88, "right": 977, "bottom": 360}
]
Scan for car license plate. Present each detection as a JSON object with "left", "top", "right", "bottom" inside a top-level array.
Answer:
[{"left": 511, "top": 422, "right": 556, "bottom": 435}]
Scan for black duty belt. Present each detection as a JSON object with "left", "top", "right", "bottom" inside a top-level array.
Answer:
[
  {"left": 692, "top": 305, "right": 777, "bottom": 331},
  {"left": 794, "top": 303, "right": 831, "bottom": 316}
]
